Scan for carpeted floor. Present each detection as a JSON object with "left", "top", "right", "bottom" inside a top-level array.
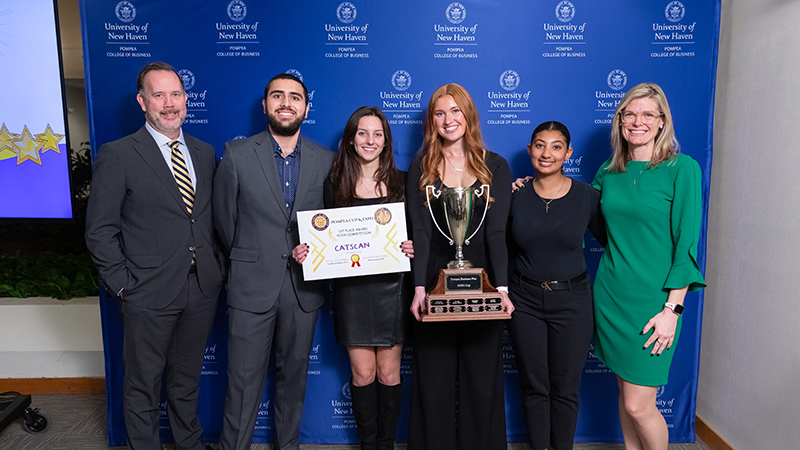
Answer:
[{"left": 0, "top": 393, "right": 712, "bottom": 450}]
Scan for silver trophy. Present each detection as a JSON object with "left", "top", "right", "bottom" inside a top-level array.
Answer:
[{"left": 425, "top": 185, "right": 490, "bottom": 269}]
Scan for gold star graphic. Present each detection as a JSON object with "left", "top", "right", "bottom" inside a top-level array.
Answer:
[
  {"left": 35, "top": 123, "right": 64, "bottom": 154},
  {"left": 0, "top": 123, "right": 20, "bottom": 161},
  {"left": 12, "top": 126, "right": 45, "bottom": 165}
]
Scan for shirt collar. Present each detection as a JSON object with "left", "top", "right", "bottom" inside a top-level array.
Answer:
[
  {"left": 268, "top": 132, "right": 302, "bottom": 158},
  {"left": 145, "top": 122, "right": 186, "bottom": 150}
]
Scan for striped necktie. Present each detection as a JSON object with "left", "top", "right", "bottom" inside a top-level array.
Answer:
[{"left": 169, "top": 140, "right": 195, "bottom": 214}]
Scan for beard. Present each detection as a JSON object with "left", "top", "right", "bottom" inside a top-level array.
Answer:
[
  {"left": 146, "top": 109, "right": 185, "bottom": 136},
  {"left": 268, "top": 109, "right": 304, "bottom": 137}
]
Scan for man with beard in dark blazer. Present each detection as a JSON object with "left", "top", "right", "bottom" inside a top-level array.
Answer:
[
  {"left": 85, "top": 62, "right": 224, "bottom": 450},
  {"left": 213, "top": 73, "right": 334, "bottom": 450}
]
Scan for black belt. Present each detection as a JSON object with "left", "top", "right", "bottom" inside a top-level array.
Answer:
[
  {"left": 516, "top": 271, "right": 588, "bottom": 291},
  {"left": 188, "top": 264, "right": 197, "bottom": 274}
]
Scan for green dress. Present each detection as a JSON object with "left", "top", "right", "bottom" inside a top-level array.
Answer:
[{"left": 592, "top": 154, "right": 706, "bottom": 386}]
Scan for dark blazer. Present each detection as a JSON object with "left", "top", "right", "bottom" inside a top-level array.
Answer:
[
  {"left": 85, "top": 126, "right": 225, "bottom": 308},
  {"left": 213, "top": 131, "right": 335, "bottom": 313}
]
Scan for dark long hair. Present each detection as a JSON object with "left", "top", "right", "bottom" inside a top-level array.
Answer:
[{"left": 329, "top": 106, "right": 404, "bottom": 207}]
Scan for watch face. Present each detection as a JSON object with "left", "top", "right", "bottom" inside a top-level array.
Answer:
[{"left": 666, "top": 303, "right": 684, "bottom": 315}]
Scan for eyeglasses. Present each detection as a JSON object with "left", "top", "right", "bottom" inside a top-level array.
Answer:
[{"left": 620, "top": 111, "right": 663, "bottom": 124}]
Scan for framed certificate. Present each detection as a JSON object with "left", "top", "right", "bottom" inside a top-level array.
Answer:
[{"left": 297, "top": 202, "right": 410, "bottom": 281}]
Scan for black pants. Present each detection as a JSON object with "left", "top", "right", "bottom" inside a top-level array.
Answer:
[
  {"left": 121, "top": 272, "right": 218, "bottom": 450},
  {"left": 407, "top": 319, "right": 507, "bottom": 450},
  {"left": 507, "top": 273, "right": 594, "bottom": 450}
]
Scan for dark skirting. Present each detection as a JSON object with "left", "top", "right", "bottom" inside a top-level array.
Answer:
[{"left": 333, "top": 272, "right": 411, "bottom": 347}]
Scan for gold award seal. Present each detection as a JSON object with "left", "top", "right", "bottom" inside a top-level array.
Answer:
[
  {"left": 374, "top": 207, "right": 392, "bottom": 226},
  {"left": 312, "top": 213, "right": 330, "bottom": 231}
]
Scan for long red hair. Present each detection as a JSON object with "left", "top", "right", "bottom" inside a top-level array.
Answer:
[{"left": 416, "top": 83, "right": 493, "bottom": 198}]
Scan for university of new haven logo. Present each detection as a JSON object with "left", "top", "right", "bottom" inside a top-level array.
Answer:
[
  {"left": 286, "top": 69, "right": 304, "bottom": 82},
  {"left": 607, "top": 69, "right": 627, "bottom": 91},
  {"left": 177, "top": 69, "right": 195, "bottom": 91},
  {"left": 114, "top": 1, "right": 136, "bottom": 23},
  {"left": 227, "top": 0, "right": 247, "bottom": 22},
  {"left": 391, "top": 70, "right": 412, "bottom": 91},
  {"left": 555, "top": 1, "right": 575, "bottom": 23},
  {"left": 342, "top": 382, "right": 352, "bottom": 400},
  {"left": 312, "top": 213, "right": 330, "bottom": 231},
  {"left": 665, "top": 1, "right": 685, "bottom": 22},
  {"left": 446, "top": 2, "right": 466, "bottom": 24},
  {"left": 337, "top": 2, "right": 357, "bottom": 23},
  {"left": 499, "top": 70, "right": 520, "bottom": 91},
  {"left": 656, "top": 385, "right": 666, "bottom": 398}
]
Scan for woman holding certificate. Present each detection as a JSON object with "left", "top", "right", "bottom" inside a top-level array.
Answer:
[
  {"left": 405, "top": 83, "right": 514, "bottom": 450},
  {"left": 293, "top": 106, "right": 412, "bottom": 450}
]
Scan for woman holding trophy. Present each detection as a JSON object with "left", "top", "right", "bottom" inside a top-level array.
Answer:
[
  {"left": 405, "top": 83, "right": 514, "bottom": 450},
  {"left": 507, "top": 121, "right": 606, "bottom": 450},
  {"left": 292, "top": 106, "right": 413, "bottom": 450}
]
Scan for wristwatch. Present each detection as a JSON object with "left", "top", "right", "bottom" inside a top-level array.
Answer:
[{"left": 664, "top": 302, "right": 684, "bottom": 316}]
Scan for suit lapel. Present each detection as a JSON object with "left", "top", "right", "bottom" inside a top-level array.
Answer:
[
  {"left": 185, "top": 135, "right": 210, "bottom": 201},
  {"left": 252, "top": 131, "right": 290, "bottom": 220},
  {"left": 131, "top": 127, "right": 188, "bottom": 216},
  {"left": 292, "top": 140, "right": 317, "bottom": 216}
]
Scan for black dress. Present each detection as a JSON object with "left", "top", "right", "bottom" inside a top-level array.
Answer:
[
  {"left": 405, "top": 151, "right": 511, "bottom": 450},
  {"left": 506, "top": 179, "right": 606, "bottom": 450},
  {"left": 324, "top": 174, "right": 411, "bottom": 347}
]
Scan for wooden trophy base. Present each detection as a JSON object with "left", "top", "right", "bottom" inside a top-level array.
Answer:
[{"left": 421, "top": 268, "right": 511, "bottom": 322}]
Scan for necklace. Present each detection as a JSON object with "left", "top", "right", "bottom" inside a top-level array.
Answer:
[
  {"left": 630, "top": 164, "right": 646, "bottom": 185},
  {"left": 532, "top": 176, "right": 567, "bottom": 213},
  {"left": 359, "top": 175, "right": 378, "bottom": 197},
  {"left": 444, "top": 156, "right": 465, "bottom": 172}
]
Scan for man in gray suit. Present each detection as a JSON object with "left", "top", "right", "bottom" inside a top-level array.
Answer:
[
  {"left": 214, "top": 73, "right": 334, "bottom": 450},
  {"left": 85, "top": 62, "right": 224, "bottom": 450}
]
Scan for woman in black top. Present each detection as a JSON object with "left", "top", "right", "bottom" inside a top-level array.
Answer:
[
  {"left": 293, "top": 106, "right": 413, "bottom": 450},
  {"left": 508, "top": 121, "right": 606, "bottom": 450},
  {"left": 406, "top": 83, "right": 514, "bottom": 450}
]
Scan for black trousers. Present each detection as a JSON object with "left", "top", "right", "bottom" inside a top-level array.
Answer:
[
  {"left": 407, "top": 319, "right": 507, "bottom": 450},
  {"left": 219, "top": 271, "right": 319, "bottom": 450},
  {"left": 121, "top": 272, "right": 218, "bottom": 450},
  {"left": 507, "top": 273, "right": 594, "bottom": 450}
]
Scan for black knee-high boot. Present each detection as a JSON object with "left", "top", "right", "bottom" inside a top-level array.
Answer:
[
  {"left": 377, "top": 378, "right": 403, "bottom": 450},
  {"left": 350, "top": 378, "right": 378, "bottom": 450}
]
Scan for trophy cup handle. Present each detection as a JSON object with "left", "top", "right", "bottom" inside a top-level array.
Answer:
[
  {"left": 425, "top": 185, "right": 454, "bottom": 245},
  {"left": 464, "top": 184, "right": 490, "bottom": 246}
]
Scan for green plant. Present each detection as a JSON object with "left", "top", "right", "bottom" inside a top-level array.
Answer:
[{"left": 0, "top": 251, "right": 98, "bottom": 300}]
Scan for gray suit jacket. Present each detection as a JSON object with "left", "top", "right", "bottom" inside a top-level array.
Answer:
[
  {"left": 213, "top": 131, "right": 335, "bottom": 313},
  {"left": 85, "top": 126, "right": 225, "bottom": 308}
]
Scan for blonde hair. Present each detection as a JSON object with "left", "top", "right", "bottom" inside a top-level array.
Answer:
[
  {"left": 417, "top": 83, "right": 493, "bottom": 194},
  {"left": 607, "top": 82, "right": 680, "bottom": 172}
]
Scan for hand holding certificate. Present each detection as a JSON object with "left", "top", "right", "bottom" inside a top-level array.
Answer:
[{"left": 297, "top": 202, "right": 410, "bottom": 281}]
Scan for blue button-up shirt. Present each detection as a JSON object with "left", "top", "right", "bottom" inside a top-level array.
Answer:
[{"left": 270, "top": 133, "right": 302, "bottom": 215}]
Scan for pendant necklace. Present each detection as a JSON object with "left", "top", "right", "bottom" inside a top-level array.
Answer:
[
  {"left": 631, "top": 165, "right": 646, "bottom": 185},
  {"left": 444, "top": 156, "right": 465, "bottom": 172},
  {"left": 360, "top": 175, "right": 376, "bottom": 197},
  {"left": 532, "top": 176, "right": 566, "bottom": 213}
]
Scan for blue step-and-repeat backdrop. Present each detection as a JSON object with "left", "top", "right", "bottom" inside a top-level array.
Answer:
[{"left": 80, "top": 0, "right": 720, "bottom": 445}]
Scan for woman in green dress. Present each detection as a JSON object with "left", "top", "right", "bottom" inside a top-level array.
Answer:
[{"left": 591, "top": 83, "right": 706, "bottom": 450}]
